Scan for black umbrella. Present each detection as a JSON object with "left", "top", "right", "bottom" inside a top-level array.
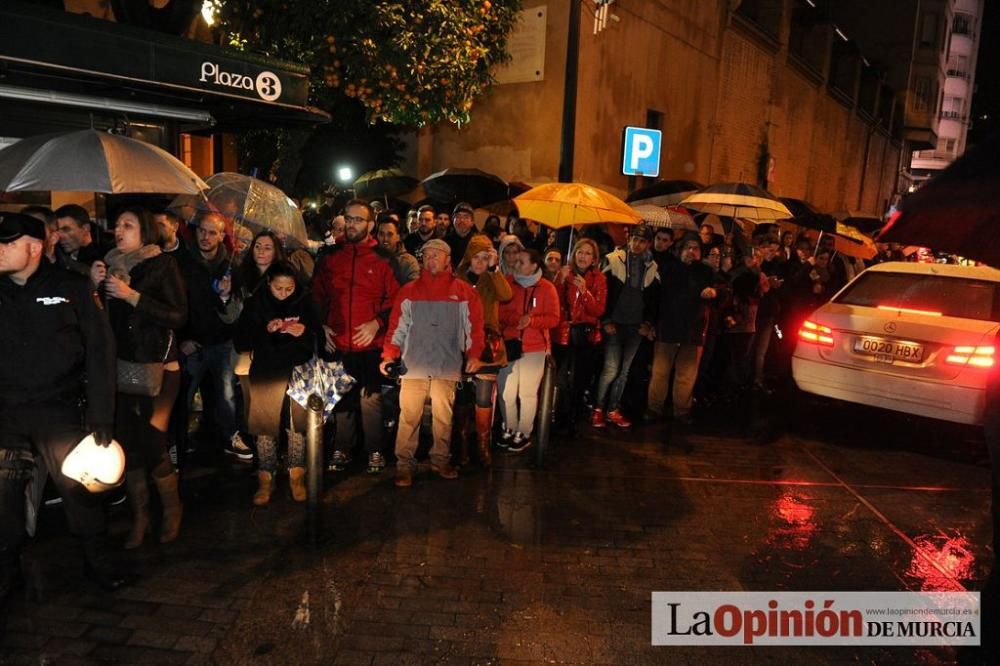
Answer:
[
  {"left": 880, "top": 132, "right": 1000, "bottom": 265},
  {"left": 779, "top": 197, "right": 835, "bottom": 232},
  {"left": 625, "top": 180, "right": 704, "bottom": 206},
  {"left": 353, "top": 168, "right": 419, "bottom": 200},
  {"left": 421, "top": 168, "right": 509, "bottom": 208}
]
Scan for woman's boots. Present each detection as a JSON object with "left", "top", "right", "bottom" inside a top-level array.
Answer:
[
  {"left": 123, "top": 470, "right": 150, "bottom": 550},
  {"left": 475, "top": 406, "right": 493, "bottom": 467},
  {"left": 288, "top": 429, "right": 306, "bottom": 502},
  {"left": 152, "top": 470, "right": 183, "bottom": 543},
  {"left": 254, "top": 471, "right": 273, "bottom": 506},
  {"left": 124, "top": 467, "right": 183, "bottom": 548}
]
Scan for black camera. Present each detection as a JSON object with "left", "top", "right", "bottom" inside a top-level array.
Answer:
[{"left": 383, "top": 359, "right": 407, "bottom": 379}]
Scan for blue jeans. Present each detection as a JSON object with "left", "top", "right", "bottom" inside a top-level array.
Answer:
[
  {"left": 183, "top": 341, "right": 240, "bottom": 443},
  {"left": 595, "top": 324, "right": 643, "bottom": 412}
]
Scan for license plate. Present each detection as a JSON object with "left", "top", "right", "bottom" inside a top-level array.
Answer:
[{"left": 853, "top": 336, "right": 924, "bottom": 363}]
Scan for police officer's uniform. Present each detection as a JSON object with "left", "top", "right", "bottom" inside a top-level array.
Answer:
[{"left": 0, "top": 213, "right": 120, "bottom": 598}]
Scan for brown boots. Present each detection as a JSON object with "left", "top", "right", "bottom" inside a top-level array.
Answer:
[
  {"left": 254, "top": 471, "right": 273, "bottom": 506},
  {"left": 124, "top": 469, "right": 183, "bottom": 548},
  {"left": 475, "top": 406, "right": 493, "bottom": 467},
  {"left": 288, "top": 468, "right": 307, "bottom": 502}
]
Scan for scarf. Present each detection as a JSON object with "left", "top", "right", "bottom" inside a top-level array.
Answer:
[
  {"left": 105, "top": 244, "right": 162, "bottom": 283},
  {"left": 514, "top": 267, "right": 542, "bottom": 288}
]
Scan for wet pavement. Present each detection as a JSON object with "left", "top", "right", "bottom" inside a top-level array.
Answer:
[{"left": 0, "top": 395, "right": 995, "bottom": 665}]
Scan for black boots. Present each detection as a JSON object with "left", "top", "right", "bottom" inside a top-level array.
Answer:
[{"left": 80, "top": 536, "right": 128, "bottom": 591}]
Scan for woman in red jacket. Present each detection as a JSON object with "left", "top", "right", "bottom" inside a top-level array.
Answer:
[
  {"left": 552, "top": 238, "right": 607, "bottom": 433},
  {"left": 497, "top": 248, "right": 560, "bottom": 453}
]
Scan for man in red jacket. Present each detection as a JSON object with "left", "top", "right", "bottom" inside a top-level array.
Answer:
[
  {"left": 381, "top": 239, "right": 485, "bottom": 487},
  {"left": 313, "top": 200, "right": 400, "bottom": 474}
]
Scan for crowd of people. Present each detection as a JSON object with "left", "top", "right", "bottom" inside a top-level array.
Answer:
[{"left": 0, "top": 195, "right": 909, "bottom": 598}]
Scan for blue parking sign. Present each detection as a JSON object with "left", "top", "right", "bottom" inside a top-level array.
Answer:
[{"left": 621, "top": 126, "right": 662, "bottom": 177}]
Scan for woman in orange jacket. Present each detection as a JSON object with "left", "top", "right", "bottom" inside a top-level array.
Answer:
[{"left": 496, "top": 248, "right": 560, "bottom": 453}]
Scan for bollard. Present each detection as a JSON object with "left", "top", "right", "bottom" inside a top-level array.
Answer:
[
  {"left": 534, "top": 355, "right": 557, "bottom": 468},
  {"left": 305, "top": 393, "right": 324, "bottom": 544}
]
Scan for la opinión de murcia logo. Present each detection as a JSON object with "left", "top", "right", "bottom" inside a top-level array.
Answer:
[
  {"left": 651, "top": 592, "right": 980, "bottom": 646},
  {"left": 199, "top": 62, "right": 282, "bottom": 102}
]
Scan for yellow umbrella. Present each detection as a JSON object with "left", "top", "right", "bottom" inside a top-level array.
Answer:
[
  {"left": 832, "top": 221, "right": 877, "bottom": 260},
  {"left": 514, "top": 182, "right": 642, "bottom": 228}
]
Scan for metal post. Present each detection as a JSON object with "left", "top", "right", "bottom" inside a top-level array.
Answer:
[
  {"left": 535, "top": 355, "right": 557, "bottom": 467},
  {"left": 557, "top": 0, "right": 581, "bottom": 183},
  {"left": 305, "top": 393, "right": 324, "bottom": 543}
]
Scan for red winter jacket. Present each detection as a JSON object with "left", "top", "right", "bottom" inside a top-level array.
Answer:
[
  {"left": 499, "top": 275, "right": 561, "bottom": 354},
  {"left": 312, "top": 237, "right": 400, "bottom": 353},
  {"left": 554, "top": 267, "right": 607, "bottom": 339}
]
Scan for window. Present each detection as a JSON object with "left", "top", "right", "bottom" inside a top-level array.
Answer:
[
  {"left": 920, "top": 12, "right": 939, "bottom": 48},
  {"left": 913, "top": 76, "right": 931, "bottom": 111},
  {"left": 945, "top": 139, "right": 957, "bottom": 152},
  {"left": 942, "top": 96, "right": 964, "bottom": 120},
  {"left": 835, "top": 273, "right": 999, "bottom": 321},
  {"left": 789, "top": 0, "right": 828, "bottom": 73},
  {"left": 734, "top": 0, "right": 784, "bottom": 39},
  {"left": 947, "top": 54, "right": 969, "bottom": 79},
  {"left": 953, "top": 12, "right": 972, "bottom": 36}
]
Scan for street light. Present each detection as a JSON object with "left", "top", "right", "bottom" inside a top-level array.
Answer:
[{"left": 337, "top": 165, "right": 354, "bottom": 183}]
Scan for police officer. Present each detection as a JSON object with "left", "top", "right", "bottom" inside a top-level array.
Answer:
[{"left": 0, "top": 213, "right": 123, "bottom": 601}]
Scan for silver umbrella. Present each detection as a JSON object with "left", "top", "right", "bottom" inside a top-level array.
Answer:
[
  {"left": 0, "top": 129, "right": 207, "bottom": 194},
  {"left": 192, "top": 173, "right": 307, "bottom": 247}
]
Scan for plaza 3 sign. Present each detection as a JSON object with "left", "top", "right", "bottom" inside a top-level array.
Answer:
[{"left": 199, "top": 61, "right": 283, "bottom": 102}]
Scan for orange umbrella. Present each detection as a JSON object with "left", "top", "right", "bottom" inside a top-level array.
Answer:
[{"left": 514, "top": 182, "right": 642, "bottom": 228}]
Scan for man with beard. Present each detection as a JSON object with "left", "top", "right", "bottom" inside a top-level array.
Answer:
[
  {"left": 313, "top": 200, "right": 400, "bottom": 474},
  {"left": 404, "top": 205, "right": 438, "bottom": 261}
]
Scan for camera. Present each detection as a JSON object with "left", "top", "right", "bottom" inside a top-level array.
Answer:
[{"left": 383, "top": 359, "right": 407, "bottom": 379}]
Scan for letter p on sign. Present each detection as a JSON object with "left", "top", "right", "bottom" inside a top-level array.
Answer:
[{"left": 622, "top": 127, "right": 662, "bottom": 178}]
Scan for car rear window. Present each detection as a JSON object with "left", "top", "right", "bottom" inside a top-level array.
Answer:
[{"left": 834, "top": 272, "right": 999, "bottom": 321}]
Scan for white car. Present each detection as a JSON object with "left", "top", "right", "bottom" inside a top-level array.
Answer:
[{"left": 792, "top": 261, "right": 1000, "bottom": 425}]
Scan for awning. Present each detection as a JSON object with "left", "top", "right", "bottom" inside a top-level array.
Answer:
[{"left": 0, "top": 2, "right": 330, "bottom": 130}]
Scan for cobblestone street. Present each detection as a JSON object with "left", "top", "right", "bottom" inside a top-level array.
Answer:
[{"left": 1, "top": 400, "right": 995, "bottom": 664}]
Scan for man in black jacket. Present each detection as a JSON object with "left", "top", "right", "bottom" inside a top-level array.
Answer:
[
  {"left": 647, "top": 234, "right": 716, "bottom": 425},
  {"left": 174, "top": 213, "right": 248, "bottom": 461},
  {"left": 0, "top": 213, "right": 124, "bottom": 601},
  {"left": 54, "top": 204, "right": 112, "bottom": 276}
]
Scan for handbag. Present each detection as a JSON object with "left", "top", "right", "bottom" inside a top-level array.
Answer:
[
  {"left": 116, "top": 331, "right": 171, "bottom": 397},
  {"left": 117, "top": 360, "right": 164, "bottom": 397},
  {"left": 480, "top": 327, "right": 507, "bottom": 366}
]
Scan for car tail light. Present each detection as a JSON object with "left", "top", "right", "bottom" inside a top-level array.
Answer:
[
  {"left": 945, "top": 345, "right": 995, "bottom": 368},
  {"left": 798, "top": 320, "right": 834, "bottom": 347}
]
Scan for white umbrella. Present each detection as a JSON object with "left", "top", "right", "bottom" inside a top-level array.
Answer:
[
  {"left": 631, "top": 204, "right": 698, "bottom": 231},
  {"left": 0, "top": 129, "right": 207, "bottom": 194}
]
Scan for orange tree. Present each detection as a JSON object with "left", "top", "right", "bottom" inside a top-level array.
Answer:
[{"left": 214, "top": 0, "right": 521, "bottom": 193}]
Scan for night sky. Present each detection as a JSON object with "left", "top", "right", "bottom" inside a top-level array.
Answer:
[{"left": 968, "top": 0, "right": 999, "bottom": 145}]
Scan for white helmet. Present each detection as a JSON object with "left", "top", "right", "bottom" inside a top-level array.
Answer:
[{"left": 61, "top": 433, "right": 126, "bottom": 493}]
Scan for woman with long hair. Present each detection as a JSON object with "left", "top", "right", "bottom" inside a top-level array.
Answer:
[
  {"left": 496, "top": 248, "right": 560, "bottom": 453},
  {"left": 234, "top": 261, "right": 319, "bottom": 505},
  {"left": 238, "top": 230, "right": 285, "bottom": 299},
  {"left": 455, "top": 235, "right": 513, "bottom": 466},
  {"left": 90, "top": 207, "right": 187, "bottom": 548},
  {"left": 552, "top": 238, "right": 607, "bottom": 433}
]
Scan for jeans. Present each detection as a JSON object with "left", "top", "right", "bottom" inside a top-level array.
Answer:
[
  {"left": 648, "top": 342, "right": 703, "bottom": 418},
  {"left": 182, "top": 341, "right": 240, "bottom": 443},
  {"left": 595, "top": 325, "right": 643, "bottom": 411},
  {"left": 395, "top": 378, "right": 456, "bottom": 470},
  {"left": 497, "top": 351, "right": 547, "bottom": 435}
]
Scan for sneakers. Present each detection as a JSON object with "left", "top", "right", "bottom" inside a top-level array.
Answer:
[
  {"left": 225, "top": 433, "right": 253, "bottom": 462},
  {"left": 591, "top": 408, "right": 607, "bottom": 429},
  {"left": 496, "top": 428, "right": 514, "bottom": 450},
  {"left": 431, "top": 463, "right": 459, "bottom": 480},
  {"left": 329, "top": 451, "right": 351, "bottom": 472},
  {"left": 606, "top": 409, "right": 632, "bottom": 429},
  {"left": 367, "top": 452, "right": 386, "bottom": 474},
  {"left": 507, "top": 432, "right": 533, "bottom": 454}
]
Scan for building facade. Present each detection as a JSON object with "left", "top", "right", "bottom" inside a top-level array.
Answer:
[
  {"left": 910, "top": 0, "right": 984, "bottom": 185},
  {"left": 403, "top": 0, "right": 951, "bottom": 217}
]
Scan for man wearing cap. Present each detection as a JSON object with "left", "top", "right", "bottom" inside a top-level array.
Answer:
[
  {"left": 0, "top": 213, "right": 124, "bottom": 600},
  {"left": 381, "top": 238, "right": 485, "bottom": 487},
  {"left": 313, "top": 199, "right": 400, "bottom": 474},
  {"left": 592, "top": 224, "right": 659, "bottom": 430},
  {"left": 444, "top": 202, "right": 482, "bottom": 268}
]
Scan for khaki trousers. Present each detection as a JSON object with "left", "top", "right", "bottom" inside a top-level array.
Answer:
[
  {"left": 648, "top": 342, "right": 703, "bottom": 418},
  {"left": 395, "top": 378, "right": 456, "bottom": 470}
]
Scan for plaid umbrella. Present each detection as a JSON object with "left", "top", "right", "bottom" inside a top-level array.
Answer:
[
  {"left": 287, "top": 356, "right": 356, "bottom": 420},
  {"left": 631, "top": 204, "right": 697, "bottom": 231}
]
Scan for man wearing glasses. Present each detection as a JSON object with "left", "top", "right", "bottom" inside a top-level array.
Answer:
[{"left": 313, "top": 200, "right": 400, "bottom": 474}]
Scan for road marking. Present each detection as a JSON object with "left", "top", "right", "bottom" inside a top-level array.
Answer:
[{"left": 798, "top": 443, "right": 970, "bottom": 593}]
